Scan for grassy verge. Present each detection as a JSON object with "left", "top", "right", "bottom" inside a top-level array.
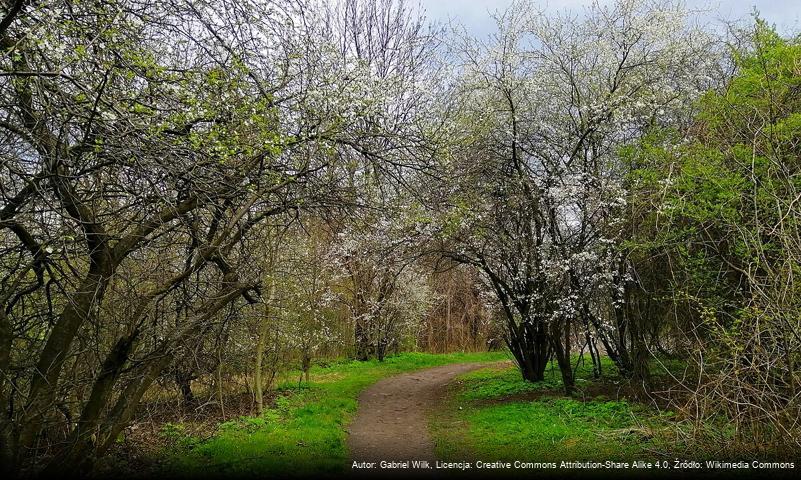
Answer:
[
  {"left": 160, "top": 351, "right": 507, "bottom": 477},
  {"left": 431, "top": 358, "right": 679, "bottom": 465}
]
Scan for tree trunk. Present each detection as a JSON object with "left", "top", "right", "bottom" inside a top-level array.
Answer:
[
  {"left": 0, "top": 309, "right": 16, "bottom": 477},
  {"left": 550, "top": 319, "right": 575, "bottom": 394},
  {"left": 40, "top": 332, "right": 138, "bottom": 477},
  {"left": 376, "top": 336, "right": 388, "bottom": 362},
  {"left": 216, "top": 361, "right": 225, "bottom": 418},
  {"left": 508, "top": 318, "right": 549, "bottom": 382},
  {"left": 627, "top": 309, "right": 651, "bottom": 388},
  {"left": 354, "top": 320, "right": 371, "bottom": 361},
  {"left": 302, "top": 354, "right": 311, "bottom": 383},
  {"left": 18, "top": 266, "right": 112, "bottom": 462},
  {"left": 176, "top": 375, "right": 195, "bottom": 405},
  {"left": 255, "top": 279, "right": 276, "bottom": 413},
  {"left": 586, "top": 331, "right": 601, "bottom": 379}
]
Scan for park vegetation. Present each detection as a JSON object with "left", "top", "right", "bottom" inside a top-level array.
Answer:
[{"left": 1, "top": 0, "right": 800, "bottom": 476}]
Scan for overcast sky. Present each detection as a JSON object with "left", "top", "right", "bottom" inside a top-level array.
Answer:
[{"left": 418, "top": 1, "right": 801, "bottom": 38}]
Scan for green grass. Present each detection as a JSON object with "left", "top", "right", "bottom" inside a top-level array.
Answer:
[
  {"left": 455, "top": 365, "right": 560, "bottom": 402},
  {"left": 163, "top": 351, "right": 507, "bottom": 477},
  {"left": 432, "top": 357, "right": 677, "bottom": 463}
]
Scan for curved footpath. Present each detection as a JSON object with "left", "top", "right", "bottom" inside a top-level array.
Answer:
[{"left": 347, "top": 362, "right": 490, "bottom": 473}]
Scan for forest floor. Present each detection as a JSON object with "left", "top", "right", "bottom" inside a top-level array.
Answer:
[
  {"left": 431, "top": 359, "right": 680, "bottom": 469},
  {"left": 99, "top": 353, "right": 779, "bottom": 479},
  {"left": 100, "top": 351, "right": 506, "bottom": 477},
  {"left": 428, "top": 359, "right": 776, "bottom": 478}
]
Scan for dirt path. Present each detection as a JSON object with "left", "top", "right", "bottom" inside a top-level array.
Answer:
[{"left": 347, "top": 362, "right": 490, "bottom": 468}]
